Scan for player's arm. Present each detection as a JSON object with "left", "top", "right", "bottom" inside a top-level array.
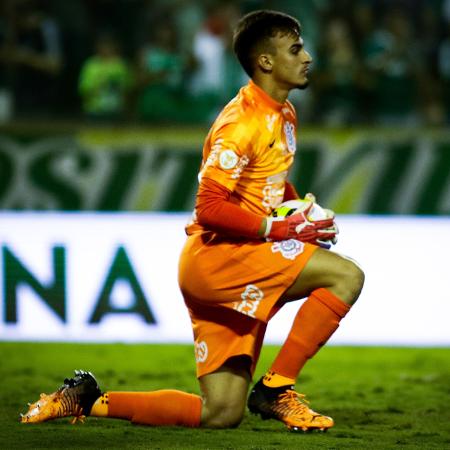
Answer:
[
  {"left": 195, "top": 121, "right": 267, "bottom": 238},
  {"left": 196, "top": 177, "right": 334, "bottom": 241},
  {"left": 195, "top": 177, "right": 265, "bottom": 238}
]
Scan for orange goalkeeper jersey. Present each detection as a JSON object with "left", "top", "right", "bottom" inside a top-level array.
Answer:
[{"left": 187, "top": 80, "right": 297, "bottom": 235}]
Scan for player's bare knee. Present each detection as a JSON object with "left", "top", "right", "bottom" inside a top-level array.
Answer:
[{"left": 338, "top": 258, "right": 365, "bottom": 304}]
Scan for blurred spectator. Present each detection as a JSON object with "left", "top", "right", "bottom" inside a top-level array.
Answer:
[
  {"left": 220, "top": 5, "right": 248, "bottom": 102},
  {"left": 0, "top": 0, "right": 62, "bottom": 118},
  {"left": 362, "top": 8, "right": 422, "bottom": 125},
  {"left": 313, "top": 17, "right": 364, "bottom": 125},
  {"left": 416, "top": 2, "right": 446, "bottom": 125},
  {"left": 49, "top": 0, "right": 91, "bottom": 117},
  {"left": 78, "top": 33, "right": 133, "bottom": 121},
  {"left": 444, "top": 0, "right": 450, "bottom": 23},
  {"left": 136, "top": 21, "right": 191, "bottom": 122},
  {"left": 438, "top": 20, "right": 450, "bottom": 122},
  {"left": 0, "top": 0, "right": 448, "bottom": 127},
  {"left": 188, "top": 1, "right": 242, "bottom": 121},
  {"left": 171, "top": 0, "right": 204, "bottom": 56}
]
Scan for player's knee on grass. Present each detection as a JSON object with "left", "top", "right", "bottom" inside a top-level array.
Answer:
[
  {"left": 201, "top": 382, "right": 247, "bottom": 428},
  {"left": 199, "top": 356, "right": 251, "bottom": 428},
  {"left": 201, "top": 399, "right": 245, "bottom": 428}
]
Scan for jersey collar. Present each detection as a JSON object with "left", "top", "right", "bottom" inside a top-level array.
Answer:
[{"left": 247, "top": 80, "right": 284, "bottom": 112}]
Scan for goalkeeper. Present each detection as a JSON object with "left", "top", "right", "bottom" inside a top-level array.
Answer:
[{"left": 21, "top": 10, "right": 364, "bottom": 432}]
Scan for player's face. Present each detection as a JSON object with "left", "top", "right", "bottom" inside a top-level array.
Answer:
[{"left": 269, "top": 33, "right": 312, "bottom": 90}]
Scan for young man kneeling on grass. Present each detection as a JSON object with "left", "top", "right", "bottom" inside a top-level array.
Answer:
[{"left": 20, "top": 9, "right": 364, "bottom": 432}]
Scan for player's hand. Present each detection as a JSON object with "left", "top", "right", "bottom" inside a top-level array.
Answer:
[
  {"left": 312, "top": 208, "right": 339, "bottom": 249},
  {"left": 302, "top": 194, "right": 338, "bottom": 248},
  {"left": 264, "top": 202, "right": 335, "bottom": 242}
]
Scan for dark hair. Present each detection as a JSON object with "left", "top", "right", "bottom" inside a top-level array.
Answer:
[{"left": 233, "top": 10, "right": 301, "bottom": 77}]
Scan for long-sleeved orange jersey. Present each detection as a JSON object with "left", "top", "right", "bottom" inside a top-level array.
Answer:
[{"left": 186, "top": 79, "right": 298, "bottom": 236}]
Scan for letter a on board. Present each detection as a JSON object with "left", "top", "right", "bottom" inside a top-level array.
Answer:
[{"left": 89, "top": 246, "right": 156, "bottom": 324}]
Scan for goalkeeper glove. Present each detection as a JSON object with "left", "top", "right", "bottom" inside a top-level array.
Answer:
[
  {"left": 303, "top": 193, "right": 339, "bottom": 249},
  {"left": 313, "top": 208, "right": 339, "bottom": 249},
  {"left": 263, "top": 202, "right": 335, "bottom": 242}
]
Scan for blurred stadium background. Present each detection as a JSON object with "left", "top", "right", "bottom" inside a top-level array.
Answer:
[{"left": 0, "top": 0, "right": 449, "bottom": 345}]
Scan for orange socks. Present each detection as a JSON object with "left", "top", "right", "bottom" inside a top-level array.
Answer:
[
  {"left": 266, "top": 288, "right": 351, "bottom": 382},
  {"left": 97, "top": 390, "right": 202, "bottom": 427}
]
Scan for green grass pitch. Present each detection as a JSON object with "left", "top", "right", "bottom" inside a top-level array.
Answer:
[{"left": 1, "top": 343, "right": 449, "bottom": 449}]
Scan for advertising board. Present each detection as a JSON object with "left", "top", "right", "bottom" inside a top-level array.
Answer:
[{"left": 1, "top": 213, "right": 449, "bottom": 346}]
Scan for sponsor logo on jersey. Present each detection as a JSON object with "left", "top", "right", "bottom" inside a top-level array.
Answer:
[
  {"left": 262, "top": 183, "right": 285, "bottom": 211},
  {"left": 271, "top": 239, "right": 304, "bottom": 260},
  {"left": 198, "top": 146, "right": 220, "bottom": 181},
  {"left": 234, "top": 284, "right": 263, "bottom": 318},
  {"left": 266, "top": 114, "right": 277, "bottom": 132},
  {"left": 284, "top": 122, "right": 296, "bottom": 154},
  {"left": 219, "top": 149, "right": 239, "bottom": 169},
  {"left": 195, "top": 340, "right": 208, "bottom": 363},
  {"left": 231, "top": 155, "right": 250, "bottom": 179}
]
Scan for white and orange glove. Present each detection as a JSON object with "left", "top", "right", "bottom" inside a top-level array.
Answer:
[
  {"left": 305, "top": 193, "right": 339, "bottom": 248},
  {"left": 315, "top": 211, "right": 339, "bottom": 249},
  {"left": 263, "top": 201, "right": 337, "bottom": 243}
]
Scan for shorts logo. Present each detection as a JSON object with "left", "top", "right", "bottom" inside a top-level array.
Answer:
[
  {"left": 219, "top": 149, "right": 239, "bottom": 169},
  {"left": 284, "top": 122, "right": 296, "bottom": 154},
  {"left": 234, "top": 284, "right": 263, "bottom": 318},
  {"left": 195, "top": 340, "right": 208, "bottom": 363},
  {"left": 272, "top": 239, "right": 304, "bottom": 260}
]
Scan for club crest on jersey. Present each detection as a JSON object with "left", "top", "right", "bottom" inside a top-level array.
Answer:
[
  {"left": 219, "top": 149, "right": 239, "bottom": 169},
  {"left": 284, "top": 122, "right": 296, "bottom": 154},
  {"left": 271, "top": 239, "right": 304, "bottom": 260}
]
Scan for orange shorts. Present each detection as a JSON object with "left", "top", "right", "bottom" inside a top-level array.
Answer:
[{"left": 178, "top": 231, "right": 318, "bottom": 378}]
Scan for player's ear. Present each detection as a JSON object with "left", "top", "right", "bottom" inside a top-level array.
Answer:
[{"left": 257, "top": 53, "right": 273, "bottom": 73}]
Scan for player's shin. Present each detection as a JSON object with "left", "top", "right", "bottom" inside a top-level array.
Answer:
[
  {"left": 101, "top": 390, "right": 202, "bottom": 427},
  {"left": 247, "top": 288, "right": 350, "bottom": 431},
  {"left": 268, "top": 288, "right": 351, "bottom": 381}
]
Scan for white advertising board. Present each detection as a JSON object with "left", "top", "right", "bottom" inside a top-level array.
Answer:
[{"left": 0, "top": 212, "right": 449, "bottom": 346}]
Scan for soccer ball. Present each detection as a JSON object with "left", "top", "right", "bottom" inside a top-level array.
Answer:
[{"left": 271, "top": 199, "right": 329, "bottom": 221}]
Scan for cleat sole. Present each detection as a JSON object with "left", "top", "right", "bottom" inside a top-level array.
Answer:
[{"left": 288, "top": 424, "right": 331, "bottom": 433}]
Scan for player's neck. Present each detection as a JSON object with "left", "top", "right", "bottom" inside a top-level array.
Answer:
[{"left": 251, "top": 76, "right": 289, "bottom": 104}]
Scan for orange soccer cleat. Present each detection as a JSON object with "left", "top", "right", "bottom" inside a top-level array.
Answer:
[
  {"left": 20, "top": 370, "right": 101, "bottom": 424},
  {"left": 247, "top": 378, "right": 334, "bottom": 432}
]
